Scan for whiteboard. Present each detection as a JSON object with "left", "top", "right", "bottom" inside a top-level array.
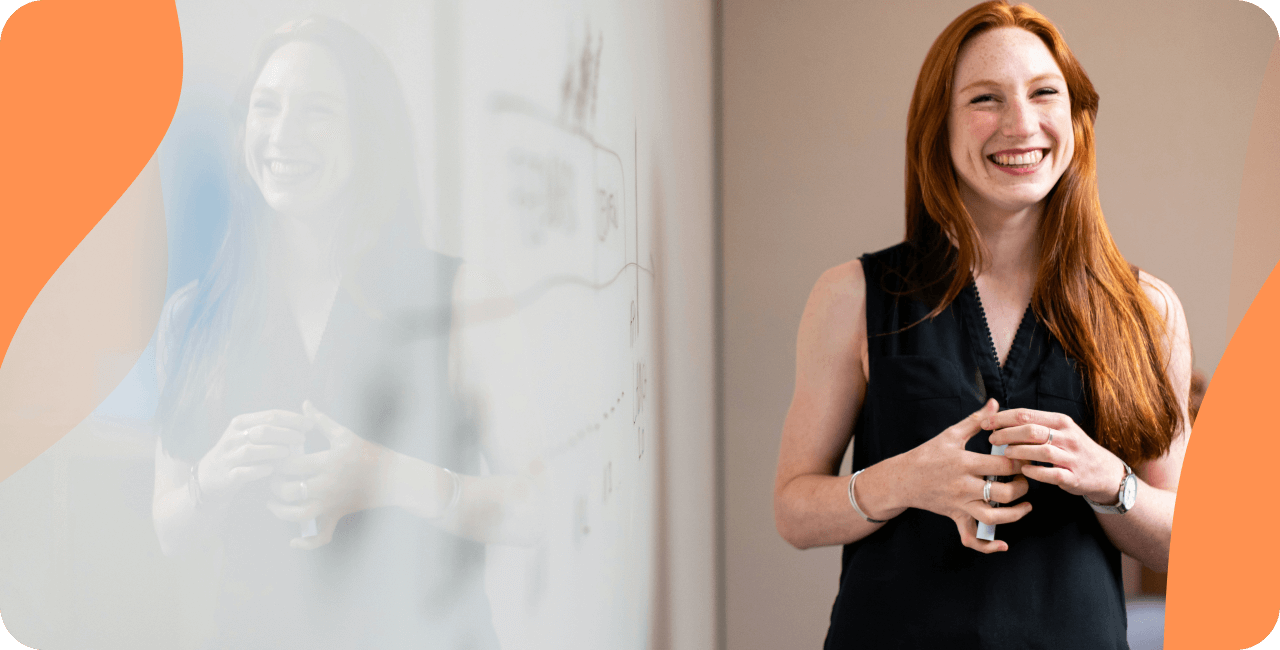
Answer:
[{"left": 0, "top": 1, "right": 716, "bottom": 649}]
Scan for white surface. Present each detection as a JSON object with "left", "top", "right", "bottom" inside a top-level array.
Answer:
[
  {"left": 0, "top": 0, "right": 32, "bottom": 38},
  {"left": 0, "top": 613, "right": 33, "bottom": 650},
  {"left": 1240, "top": 0, "right": 1280, "bottom": 36}
]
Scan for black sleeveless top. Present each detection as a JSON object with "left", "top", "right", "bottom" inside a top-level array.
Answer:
[{"left": 824, "top": 243, "right": 1127, "bottom": 649}]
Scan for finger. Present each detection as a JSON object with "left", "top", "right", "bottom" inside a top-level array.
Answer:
[
  {"left": 988, "top": 423, "right": 1057, "bottom": 447},
  {"left": 987, "top": 475, "right": 1030, "bottom": 504},
  {"left": 274, "top": 451, "right": 335, "bottom": 477},
  {"left": 246, "top": 425, "right": 307, "bottom": 447},
  {"left": 966, "top": 453, "right": 1019, "bottom": 477},
  {"left": 228, "top": 464, "right": 273, "bottom": 485},
  {"left": 232, "top": 443, "right": 293, "bottom": 465},
  {"left": 290, "top": 515, "right": 337, "bottom": 550},
  {"left": 1002, "top": 440, "right": 1064, "bottom": 466},
  {"left": 949, "top": 399, "right": 1000, "bottom": 442},
  {"left": 230, "top": 410, "right": 312, "bottom": 432},
  {"left": 270, "top": 478, "right": 306, "bottom": 502},
  {"left": 270, "top": 474, "right": 336, "bottom": 502},
  {"left": 267, "top": 499, "right": 323, "bottom": 522},
  {"left": 303, "top": 400, "right": 350, "bottom": 443},
  {"left": 1021, "top": 464, "right": 1080, "bottom": 492},
  {"left": 983, "top": 409, "right": 1073, "bottom": 433},
  {"left": 953, "top": 515, "right": 1007, "bottom": 553},
  {"left": 965, "top": 501, "right": 1033, "bottom": 526}
]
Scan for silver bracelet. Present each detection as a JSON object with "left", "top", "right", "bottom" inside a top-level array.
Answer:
[
  {"left": 848, "top": 469, "right": 887, "bottom": 524},
  {"left": 438, "top": 467, "right": 462, "bottom": 517}
]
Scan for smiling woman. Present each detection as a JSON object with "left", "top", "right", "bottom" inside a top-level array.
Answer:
[
  {"left": 948, "top": 28, "right": 1074, "bottom": 216},
  {"left": 148, "top": 17, "right": 522, "bottom": 650},
  {"left": 244, "top": 41, "right": 355, "bottom": 217},
  {"left": 772, "top": 2, "right": 1191, "bottom": 648}
]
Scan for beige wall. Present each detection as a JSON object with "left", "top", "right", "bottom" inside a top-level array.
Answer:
[{"left": 721, "top": 1, "right": 1276, "bottom": 648}]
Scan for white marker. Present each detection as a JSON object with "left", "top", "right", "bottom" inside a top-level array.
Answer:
[{"left": 976, "top": 444, "right": 1008, "bottom": 542}]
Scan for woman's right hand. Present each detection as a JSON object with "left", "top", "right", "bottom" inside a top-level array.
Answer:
[
  {"left": 900, "top": 399, "right": 1032, "bottom": 552},
  {"left": 195, "top": 410, "right": 312, "bottom": 507}
]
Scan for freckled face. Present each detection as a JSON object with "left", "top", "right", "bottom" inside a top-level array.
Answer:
[
  {"left": 244, "top": 41, "right": 353, "bottom": 217},
  {"left": 948, "top": 27, "right": 1074, "bottom": 216}
]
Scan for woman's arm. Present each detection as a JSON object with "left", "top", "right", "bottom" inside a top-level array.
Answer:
[
  {"left": 773, "top": 260, "right": 875, "bottom": 549},
  {"left": 773, "top": 261, "right": 1029, "bottom": 551}
]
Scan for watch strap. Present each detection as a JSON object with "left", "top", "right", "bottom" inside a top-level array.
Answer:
[{"left": 1085, "top": 461, "right": 1134, "bottom": 514}]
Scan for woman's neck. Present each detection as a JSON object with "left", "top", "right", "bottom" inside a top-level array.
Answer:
[
  {"left": 968, "top": 202, "right": 1041, "bottom": 282},
  {"left": 276, "top": 210, "right": 342, "bottom": 280}
]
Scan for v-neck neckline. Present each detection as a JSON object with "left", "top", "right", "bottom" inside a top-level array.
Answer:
[
  {"left": 291, "top": 280, "right": 342, "bottom": 366},
  {"left": 964, "top": 282, "right": 1036, "bottom": 401}
]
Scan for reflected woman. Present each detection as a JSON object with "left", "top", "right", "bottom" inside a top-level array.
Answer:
[
  {"left": 152, "top": 17, "right": 533, "bottom": 649},
  {"left": 773, "top": 2, "right": 1190, "bottom": 647}
]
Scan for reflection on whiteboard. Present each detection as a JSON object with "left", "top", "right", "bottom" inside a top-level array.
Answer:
[{"left": 0, "top": 1, "right": 669, "bottom": 649}]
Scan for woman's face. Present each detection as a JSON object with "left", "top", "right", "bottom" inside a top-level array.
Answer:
[
  {"left": 244, "top": 41, "right": 354, "bottom": 217},
  {"left": 947, "top": 27, "right": 1073, "bottom": 218}
]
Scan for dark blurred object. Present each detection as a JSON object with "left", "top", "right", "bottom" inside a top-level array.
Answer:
[{"left": 1138, "top": 367, "right": 1208, "bottom": 597}]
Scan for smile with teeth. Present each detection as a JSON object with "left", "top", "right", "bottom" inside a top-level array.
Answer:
[
  {"left": 267, "top": 160, "right": 318, "bottom": 177},
  {"left": 989, "top": 149, "right": 1046, "bottom": 168}
]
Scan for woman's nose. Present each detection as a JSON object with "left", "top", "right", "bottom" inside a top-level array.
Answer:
[
  {"left": 1000, "top": 97, "right": 1038, "bottom": 139},
  {"left": 269, "top": 104, "right": 307, "bottom": 146}
]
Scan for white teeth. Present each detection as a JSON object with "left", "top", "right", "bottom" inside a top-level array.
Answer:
[
  {"left": 991, "top": 149, "right": 1045, "bottom": 167},
  {"left": 269, "top": 160, "right": 315, "bottom": 176}
]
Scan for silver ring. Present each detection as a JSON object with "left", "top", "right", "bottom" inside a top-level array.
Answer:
[
  {"left": 298, "top": 481, "right": 309, "bottom": 501},
  {"left": 983, "top": 479, "right": 993, "bottom": 503},
  {"left": 1046, "top": 430, "right": 1054, "bottom": 446}
]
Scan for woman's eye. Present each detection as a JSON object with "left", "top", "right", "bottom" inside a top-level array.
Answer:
[
  {"left": 970, "top": 94, "right": 996, "bottom": 104},
  {"left": 1034, "top": 88, "right": 1059, "bottom": 97}
]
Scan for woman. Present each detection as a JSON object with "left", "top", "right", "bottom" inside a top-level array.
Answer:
[
  {"left": 773, "top": 2, "right": 1191, "bottom": 648},
  {"left": 151, "top": 17, "right": 532, "bottom": 649}
]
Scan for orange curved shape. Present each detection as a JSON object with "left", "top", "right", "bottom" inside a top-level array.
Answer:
[
  {"left": 0, "top": 0, "right": 181, "bottom": 481},
  {"left": 1167, "top": 257, "right": 1280, "bottom": 648},
  {"left": 1165, "top": 37, "right": 1280, "bottom": 650}
]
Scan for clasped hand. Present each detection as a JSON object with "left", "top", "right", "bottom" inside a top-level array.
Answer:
[
  {"left": 266, "top": 400, "right": 391, "bottom": 550},
  {"left": 903, "top": 399, "right": 1127, "bottom": 554},
  {"left": 902, "top": 399, "right": 1030, "bottom": 553},
  {"left": 193, "top": 401, "right": 394, "bottom": 550},
  {"left": 983, "top": 406, "right": 1127, "bottom": 506}
]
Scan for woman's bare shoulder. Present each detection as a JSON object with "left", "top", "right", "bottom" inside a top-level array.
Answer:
[
  {"left": 1136, "top": 269, "right": 1183, "bottom": 321},
  {"left": 797, "top": 259, "right": 868, "bottom": 365},
  {"left": 807, "top": 259, "right": 867, "bottom": 320}
]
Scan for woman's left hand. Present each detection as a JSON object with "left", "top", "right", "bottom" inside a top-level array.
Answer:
[
  {"left": 984, "top": 408, "right": 1127, "bottom": 505},
  {"left": 267, "top": 400, "right": 391, "bottom": 549}
]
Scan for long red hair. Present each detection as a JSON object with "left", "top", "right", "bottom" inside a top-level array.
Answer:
[{"left": 904, "top": 0, "right": 1181, "bottom": 464}]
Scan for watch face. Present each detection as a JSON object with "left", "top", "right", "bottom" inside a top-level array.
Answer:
[{"left": 1121, "top": 476, "right": 1137, "bottom": 509}]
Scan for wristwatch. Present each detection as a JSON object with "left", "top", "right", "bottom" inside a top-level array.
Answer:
[{"left": 1085, "top": 461, "right": 1137, "bottom": 514}]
